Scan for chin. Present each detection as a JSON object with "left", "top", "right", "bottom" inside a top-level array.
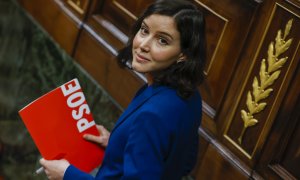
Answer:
[
  {"left": 132, "top": 67, "right": 147, "bottom": 73},
  {"left": 132, "top": 62, "right": 145, "bottom": 73},
  {"left": 133, "top": 67, "right": 149, "bottom": 74}
]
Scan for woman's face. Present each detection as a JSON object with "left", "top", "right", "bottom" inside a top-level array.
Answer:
[{"left": 132, "top": 14, "right": 183, "bottom": 74}]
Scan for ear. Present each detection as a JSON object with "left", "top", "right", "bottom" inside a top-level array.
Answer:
[{"left": 177, "top": 53, "right": 187, "bottom": 63}]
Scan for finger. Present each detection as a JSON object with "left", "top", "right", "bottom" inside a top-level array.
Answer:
[
  {"left": 96, "top": 125, "right": 105, "bottom": 135},
  {"left": 84, "top": 134, "right": 107, "bottom": 147},
  {"left": 83, "top": 134, "right": 101, "bottom": 144},
  {"left": 44, "top": 168, "right": 50, "bottom": 175},
  {"left": 96, "top": 125, "right": 104, "bottom": 130},
  {"left": 98, "top": 125, "right": 110, "bottom": 136}
]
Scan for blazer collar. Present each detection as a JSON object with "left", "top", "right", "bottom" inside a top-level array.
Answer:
[{"left": 111, "top": 84, "right": 168, "bottom": 134}]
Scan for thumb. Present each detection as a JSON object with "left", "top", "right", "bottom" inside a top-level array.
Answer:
[{"left": 39, "top": 158, "right": 48, "bottom": 167}]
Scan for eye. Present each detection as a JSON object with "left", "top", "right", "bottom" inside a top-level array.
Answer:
[
  {"left": 158, "top": 37, "right": 169, "bottom": 46},
  {"left": 139, "top": 25, "right": 149, "bottom": 35}
]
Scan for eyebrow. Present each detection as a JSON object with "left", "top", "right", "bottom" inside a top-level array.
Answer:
[{"left": 141, "top": 21, "right": 174, "bottom": 40}]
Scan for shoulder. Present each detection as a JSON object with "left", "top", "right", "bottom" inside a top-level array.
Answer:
[
  {"left": 141, "top": 86, "right": 202, "bottom": 120},
  {"left": 149, "top": 85, "right": 201, "bottom": 108},
  {"left": 147, "top": 86, "right": 185, "bottom": 109}
]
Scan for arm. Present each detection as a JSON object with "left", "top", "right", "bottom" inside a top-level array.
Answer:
[{"left": 63, "top": 165, "right": 95, "bottom": 180}]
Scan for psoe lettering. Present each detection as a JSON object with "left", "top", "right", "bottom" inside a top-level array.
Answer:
[{"left": 61, "top": 79, "right": 95, "bottom": 133}]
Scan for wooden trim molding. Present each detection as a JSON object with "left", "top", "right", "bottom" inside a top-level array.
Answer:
[
  {"left": 269, "top": 164, "right": 298, "bottom": 180},
  {"left": 199, "top": 128, "right": 253, "bottom": 177},
  {"left": 53, "top": 0, "right": 82, "bottom": 25},
  {"left": 285, "top": 0, "right": 300, "bottom": 9}
]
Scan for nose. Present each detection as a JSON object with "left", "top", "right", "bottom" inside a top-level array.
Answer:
[{"left": 139, "top": 36, "right": 151, "bottom": 52}]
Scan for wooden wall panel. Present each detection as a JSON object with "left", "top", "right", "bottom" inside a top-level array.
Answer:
[
  {"left": 74, "top": 29, "right": 112, "bottom": 86},
  {"left": 193, "top": 0, "right": 299, "bottom": 179},
  {"left": 223, "top": 2, "right": 300, "bottom": 165},
  {"left": 193, "top": 0, "right": 258, "bottom": 135},
  {"left": 281, "top": 123, "right": 300, "bottom": 179},
  {"left": 97, "top": 0, "right": 153, "bottom": 35},
  {"left": 255, "top": 63, "right": 300, "bottom": 179},
  {"left": 18, "top": 0, "right": 83, "bottom": 54},
  {"left": 74, "top": 28, "right": 144, "bottom": 108},
  {"left": 195, "top": 143, "right": 249, "bottom": 180}
]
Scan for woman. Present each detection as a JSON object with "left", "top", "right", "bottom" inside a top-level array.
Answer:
[{"left": 40, "top": 0, "right": 206, "bottom": 179}]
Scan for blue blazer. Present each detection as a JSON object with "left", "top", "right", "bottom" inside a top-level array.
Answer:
[{"left": 64, "top": 84, "right": 202, "bottom": 180}]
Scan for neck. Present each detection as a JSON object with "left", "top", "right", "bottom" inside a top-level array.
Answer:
[{"left": 146, "top": 73, "right": 154, "bottom": 85}]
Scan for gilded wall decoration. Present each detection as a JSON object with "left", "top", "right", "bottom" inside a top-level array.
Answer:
[
  {"left": 67, "top": 0, "right": 85, "bottom": 14},
  {"left": 238, "top": 19, "right": 294, "bottom": 144}
]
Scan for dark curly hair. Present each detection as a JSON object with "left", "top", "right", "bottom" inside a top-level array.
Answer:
[{"left": 117, "top": 0, "right": 206, "bottom": 99}]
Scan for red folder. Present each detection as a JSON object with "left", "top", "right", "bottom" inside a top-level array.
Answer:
[{"left": 19, "top": 78, "right": 104, "bottom": 172}]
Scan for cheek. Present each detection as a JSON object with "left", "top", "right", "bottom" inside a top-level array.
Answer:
[
  {"left": 150, "top": 49, "right": 164, "bottom": 60},
  {"left": 151, "top": 49, "right": 180, "bottom": 63},
  {"left": 132, "top": 35, "right": 140, "bottom": 49}
]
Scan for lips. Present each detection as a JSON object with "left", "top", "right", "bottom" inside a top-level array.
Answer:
[{"left": 135, "top": 52, "right": 150, "bottom": 63}]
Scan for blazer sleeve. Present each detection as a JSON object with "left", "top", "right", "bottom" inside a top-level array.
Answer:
[
  {"left": 63, "top": 165, "right": 94, "bottom": 180},
  {"left": 122, "top": 111, "right": 171, "bottom": 180}
]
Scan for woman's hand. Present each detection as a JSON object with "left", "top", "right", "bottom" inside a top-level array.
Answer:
[
  {"left": 39, "top": 158, "right": 70, "bottom": 180},
  {"left": 83, "top": 125, "right": 110, "bottom": 148}
]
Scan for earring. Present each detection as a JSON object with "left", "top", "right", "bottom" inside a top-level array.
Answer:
[
  {"left": 177, "top": 59, "right": 185, "bottom": 63},
  {"left": 177, "top": 54, "right": 186, "bottom": 63}
]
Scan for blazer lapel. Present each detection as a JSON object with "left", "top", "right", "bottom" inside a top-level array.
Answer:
[{"left": 111, "top": 85, "right": 168, "bottom": 134}]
